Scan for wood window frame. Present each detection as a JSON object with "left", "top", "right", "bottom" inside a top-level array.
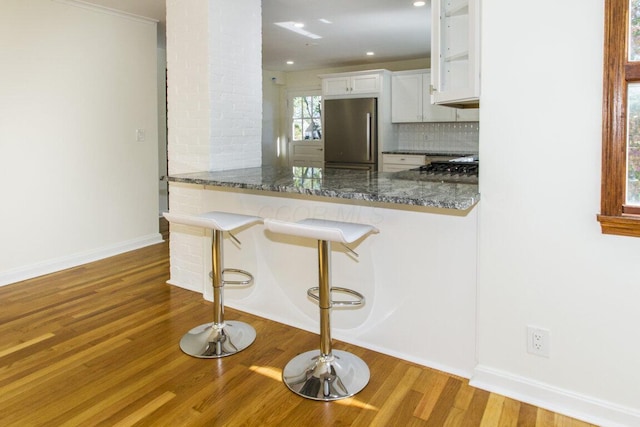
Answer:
[{"left": 598, "top": 0, "right": 640, "bottom": 237}]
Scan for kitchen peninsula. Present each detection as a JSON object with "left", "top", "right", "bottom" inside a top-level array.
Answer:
[
  {"left": 166, "top": 165, "right": 480, "bottom": 378},
  {"left": 168, "top": 165, "right": 479, "bottom": 210}
]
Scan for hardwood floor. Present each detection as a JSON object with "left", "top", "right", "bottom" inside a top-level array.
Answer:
[{"left": 0, "top": 239, "right": 597, "bottom": 426}]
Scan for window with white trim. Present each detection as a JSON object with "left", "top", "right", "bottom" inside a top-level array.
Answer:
[{"left": 291, "top": 95, "right": 322, "bottom": 142}]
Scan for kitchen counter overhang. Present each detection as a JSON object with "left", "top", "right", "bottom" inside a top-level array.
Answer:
[{"left": 168, "top": 165, "right": 480, "bottom": 212}]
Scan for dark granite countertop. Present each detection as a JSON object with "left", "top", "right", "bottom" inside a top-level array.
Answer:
[{"left": 169, "top": 166, "right": 480, "bottom": 210}]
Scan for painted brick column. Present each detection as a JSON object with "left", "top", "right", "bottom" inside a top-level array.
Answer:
[
  {"left": 166, "top": 0, "right": 211, "bottom": 175},
  {"left": 165, "top": 0, "right": 262, "bottom": 293},
  {"left": 209, "top": 0, "right": 262, "bottom": 170}
]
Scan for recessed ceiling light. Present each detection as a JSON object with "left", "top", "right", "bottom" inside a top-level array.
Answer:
[
  {"left": 286, "top": 60, "right": 294, "bottom": 65},
  {"left": 413, "top": 1, "right": 426, "bottom": 6},
  {"left": 366, "top": 51, "right": 375, "bottom": 56},
  {"left": 275, "top": 21, "right": 322, "bottom": 39}
]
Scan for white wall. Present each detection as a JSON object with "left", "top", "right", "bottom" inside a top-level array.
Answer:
[
  {"left": 0, "top": 0, "right": 161, "bottom": 286},
  {"left": 475, "top": 1, "right": 640, "bottom": 425},
  {"left": 158, "top": 47, "right": 168, "bottom": 214},
  {"left": 208, "top": 0, "right": 262, "bottom": 171},
  {"left": 166, "top": 0, "right": 262, "bottom": 176},
  {"left": 165, "top": 0, "right": 210, "bottom": 176},
  {"left": 262, "top": 71, "right": 285, "bottom": 167}
]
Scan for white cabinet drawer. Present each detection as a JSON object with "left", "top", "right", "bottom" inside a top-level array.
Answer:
[
  {"left": 382, "top": 154, "right": 426, "bottom": 172},
  {"left": 383, "top": 154, "right": 426, "bottom": 165}
]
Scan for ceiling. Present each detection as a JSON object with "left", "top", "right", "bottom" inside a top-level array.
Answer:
[
  {"left": 83, "top": 0, "right": 430, "bottom": 72},
  {"left": 261, "top": 0, "right": 430, "bottom": 71}
]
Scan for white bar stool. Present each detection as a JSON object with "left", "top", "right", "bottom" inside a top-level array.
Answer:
[
  {"left": 264, "top": 218, "right": 378, "bottom": 401},
  {"left": 163, "top": 211, "right": 262, "bottom": 358}
]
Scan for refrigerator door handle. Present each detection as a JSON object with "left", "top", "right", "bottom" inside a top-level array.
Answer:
[{"left": 366, "top": 113, "right": 372, "bottom": 161}]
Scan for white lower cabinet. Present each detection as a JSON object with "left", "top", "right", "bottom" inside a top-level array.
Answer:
[
  {"left": 382, "top": 154, "right": 426, "bottom": 172},
  {"left": 289, "top": 141, "right": 324, "bottom": 167}
]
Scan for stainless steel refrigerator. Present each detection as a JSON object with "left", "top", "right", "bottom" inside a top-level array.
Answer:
[{"left": 323, "top": 98, "right": 378, "bottom": 171}]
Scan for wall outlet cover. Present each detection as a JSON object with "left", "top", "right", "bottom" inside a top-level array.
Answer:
[{"left": 527, "top": 326, "right": 550, "bottom": 357}]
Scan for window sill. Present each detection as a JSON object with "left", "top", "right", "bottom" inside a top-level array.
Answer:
[{"left": 597, "top": 214, "right": 640, "bottom": 237}]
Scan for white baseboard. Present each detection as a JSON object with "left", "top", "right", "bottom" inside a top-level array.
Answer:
[
  {"left": 471, "top": 365, "right": 640, "bottom": 427},
  {"left": 0, "top": 233, "right": 164, "bottom": 287},
  {"left": 165, "top": 279, "right": 201, "bottom": 293}
]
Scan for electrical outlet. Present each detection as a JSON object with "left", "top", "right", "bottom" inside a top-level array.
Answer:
[
  {"left": 136, "top": 128, "right": 146, "bottom": 142},
  {"left": 527, "top": 326, "right": 550, "bottom": 357}
]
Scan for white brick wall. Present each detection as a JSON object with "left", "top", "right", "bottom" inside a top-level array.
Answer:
[
  {"left": 165, "top": 0, "right": 263, "bottom": 293},
  {"left": 165, "top": 0, "right": 209, "bottom": 292},
  {"left": 164, "top": 182, "right": 206, "bottom": 293},
  {"left": 166, "top": 0, "right": 211, "bottom": 175},
  {"left": 166, "top": 0, "right": 262, "bottom": 174},
  {"left": 209, "top": 0, "right": 262, "bottom": 170}
]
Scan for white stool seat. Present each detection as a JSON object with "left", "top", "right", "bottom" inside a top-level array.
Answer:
[
  {"left": 264, "top": 218, "right": 378, "bottom": 243},
  {"left": 163, "top": 211, "right": 262, "bottom": 232}
]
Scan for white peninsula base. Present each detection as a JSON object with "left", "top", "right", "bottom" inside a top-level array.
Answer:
[{"left": 166, "top": 183, "right": 478, "bottom": 378}]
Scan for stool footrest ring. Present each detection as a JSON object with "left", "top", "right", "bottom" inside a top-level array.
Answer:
[
  {"left": 307, "top": 287, "right": 365, "bottom": 307},
  {"left": 209, "top": 268, "right": 254, "bottom": 286}
]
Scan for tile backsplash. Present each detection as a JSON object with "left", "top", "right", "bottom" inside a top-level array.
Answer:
[{"left": 398, "top": 122, "right": 479, "bottom": 153}]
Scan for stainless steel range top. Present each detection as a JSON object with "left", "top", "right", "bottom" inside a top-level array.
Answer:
[{"left": 394, "top": 159, "right": 479, "bottom": 184}]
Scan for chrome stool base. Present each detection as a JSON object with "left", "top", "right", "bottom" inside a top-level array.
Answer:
[
  {"left": 282, "top": 349, "right": 370, "bottom": 401},
  {"left": 179, "top": 321, "right": 256, "bottom": 358}
]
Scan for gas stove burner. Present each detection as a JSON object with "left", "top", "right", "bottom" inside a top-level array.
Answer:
[{"left": 415, "top": 160, "right": 479, "bottom": 176}]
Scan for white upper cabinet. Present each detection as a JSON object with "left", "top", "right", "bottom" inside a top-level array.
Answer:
[
  {"left": 431, "top": 0, "right": 480, "bottom": 106},
  {"left": 392, "top": 71, "right": 456, "bottom": 122},
  {"left": 321, "top": 72, "right": 382, "bottom": 97},
  {"left": 391, "top": 73, "right": 423, "bottom": 122},
  {"left": 392, "top": 70, "right": 478, "bottom": 123}
]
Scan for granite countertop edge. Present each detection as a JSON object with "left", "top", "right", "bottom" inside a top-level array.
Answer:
[{"left": 168, "top": 167, "right": 480, "bottom": 211}]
